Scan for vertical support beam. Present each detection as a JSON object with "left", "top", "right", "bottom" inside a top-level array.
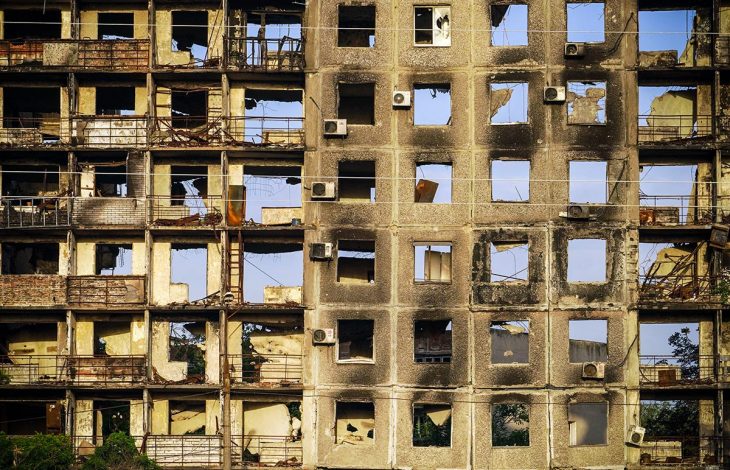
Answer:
[
  {"left": 70, "top": 0, "right": 79, "bottom": 39},
  {"left": 65, "top": 389, "right": 75, "bottom": 436},
  {"left": 716, "top": 149, "right": 722, "bottom": 223},
  {"left": 145, "top": 309, "right": 152, "bottom": 380},
  {"left": 143, "top": 388, "right": 152, "bottom": 444},
  {"left": 148, "top": 0, "right": 156, "bottom": 68},
  {"left": 220, "top": 309, "right": 231, "bottom": 470}
]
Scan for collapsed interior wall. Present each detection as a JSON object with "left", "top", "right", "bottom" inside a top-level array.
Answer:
[
  {"left": 154, "top": 9, "right": 223, "bottom": 66},
  {"left": 151, "top": 399, "right": 219, "bottom": 435}
]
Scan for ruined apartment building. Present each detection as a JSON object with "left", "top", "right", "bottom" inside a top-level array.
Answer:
[{"left": 1, "top": 0, "right": 730, "bottom": 469}]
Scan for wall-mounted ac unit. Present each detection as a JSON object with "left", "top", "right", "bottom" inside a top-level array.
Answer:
[
  {"left": 625, "top": 425, "right": 646, "bottom": 446},
  {"left": 324, "top": 119, "right": 347, "bottom": 136},
  {"left": 582, "top": 362, "right": 605, "bottom": 379},
  {"left": 311, "top": 182, "right": 336, "bottom": 200},
  {"left": 392, "top": 90, "right": 412, "bottom": 108},
  {"left": 544, "top": 86, "right": 566, "bottom": 102},
  {"left": 312, "top": 328, "right": 336, "bottom": 345},
  {"left": 564, "top": 204, "right": 596, "bottom": 220},
  {"left": 564, "top": 43, "right": 586, "bottom": 58},
  {"left": 310, "top": 242, "right": 333, "bottom": 260}
]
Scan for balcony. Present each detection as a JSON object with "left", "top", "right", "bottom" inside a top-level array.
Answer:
[
  {"left": 0, "top": 274, "right": 66, "bottom": 307},
  {"left": 151, "top": 196, "right": 223, "bottom": 227},
  {"left": 67, "top": 275, "right": 146, "bottom": 308},
  {"left": 235, "top": 435, "right": 302, "bottom": 468},
  {"left": 0, "top": 39, "right": 149, "bottom": 71},
  {"left": 0, "top": 196, "right": 71, "bottom": 229},
  {"left": 640, "top": 436, "right": 723, "bottom": 466},
  {"left": 639, "top": 195, "right": 713, "bottom": 227},
  {"left": 224, "top": 36, "right": 304, "bottom": 72},
  {"left": 227, "top": 353, "right": 303, "bottom": 386},
  {"left": 0, "top": 354, "right": 146, "bottom": 385},
  {"left": 638, "top": 115, "right": 713, "bottom": 144},
  {"left": 144, "top": 435, "right": 222, "bottom": 468},
  {"left": 0, "top": 116, "right": 65, "bottom": 147},
  {"left": 71, "top": 115, "right": 148, "bottom": 148},
  {"left": 639, "top": 273, "right": 717, "bottom": 305},
  {"left": 226, "top": 116, "right": 304, "bottom": 148},
  {"left": 639, "top": 355, "right": 717, "bottom": 386}
]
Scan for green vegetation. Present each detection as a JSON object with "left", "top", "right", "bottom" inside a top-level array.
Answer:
[{"left": 81, "top": 432, "right": 160, "bottom": 470}]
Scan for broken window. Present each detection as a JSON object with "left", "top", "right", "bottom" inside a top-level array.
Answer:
[
  {"left": 169, "top": 401, "right": 206, "bottom": 435},
  {"left": 566, "top": 2, "right": 605, "bottom": 43},
  {"left": 491, "top": 160, "right": 529, "bottom": 201},
  {"left": 338, "top": 161, "right": 375, "bottom": 203},
  {"left": 1, "top": 165, "right": 59, "bottom": 197},
  {"left": 414, "top": 84, "right": 451, "bottom": 126},
  {"left": 237, "top": 12, "right": 303, "bottom": 68},
  {"left": 490, "top": 321, "right": 529, "bottom": 364},
  {"left": 171, "top": 11, "right": 209, "bottom": 63},
  {"left": 415, "top": 163, "right": 452, "bottom": 203},
  {"left": 338, "top": 83, "right": 375, "bottom": 125},
  {"left": 241, "top": 165, "right": 302, "bottom": 223},
  {"left": 491, "top": 5, "right": 528, "bottom": 46},
  {"left": 3, "top": 88, "right": 61, "bottom": 141},
  {"left": 569, "top": 319, "right": 607, "bottom": 362},
  {"left": 638, "top": 86, "right": 706, "bottom": 142},
  {"left": 338, "top": 6, "right": 376, "bottom": 47},
  {"left": 95, "top": 244, "right": 133, "bottom": 275},
  {"left": 640, "top": 165, "right": 708, "bottom": 225},
  {"left": 239, "top": 321, "right": 303, "bottom": 384},
  {"left": 337, "top": 240, "right": 375, "bottom": 284},
  {"left": 413, "top": 403, "right": 451, "bottom": 447},
  {"left": 98, "top": 13, "right": 134, "bottom": 40},
  {"left": 171, "top": 245, "right": 208, "bottom": 301},
  {"left": 243, "top": 89, "right": 303, "bottom": 144},
  {"left": 336, "top": 402, "right": 374, "bottom": 445},
  {"left": 414, "top": 7, "right": 451, "bottom": 46},
  {"left": 170, "top": 166, "right": 208, "bottom": 214},
  {"left": 569, "top": 161, "right": 607, "bottom": 203},
  {"left": 94, "top": 165, "right": 128, "bottom": 197},
  {"left": 171, "top": 90, "right": 208, "bottom": 129},
  {"left": 1, "top": 243, "right": 59, "bottom": 274},
  {"left": 492, "top": 404, "right": 529, "bottom": 446},
  {"left": 4, "top": 10, "right": 61, "bottom": 40},
  {"left": 638, "top": 10, "right": 700, "bottom": 66},
  {"left": 414, "top": 243, "right": 452, "bottom": 283},
  {"left": 338, "top": 320, "right": 374, "bottom": 362},
  {"left": 414, "top": 320, "right": 452, "bottom": 363},
  {"left": 568, "top": 402, "right": 608, "bottom": 446},
  {"left": 490, "top": 241, "right": 528, "bottom": 282},
  {"left": 169, "top": 323, "right": 206, "bottom": 378},
  {"left": 567, "top": 81, "right": 606, "bottom": 125},
  {"left": 96, "top": 87, "right": 135, "bottom": 116},
  {"left": 567, "top": 239, "right": 606, "bottom": 282},
  {"left": 490, "top": 82, "right": 528, "bottom": 124},
  {"left": 241, "top": 245, "right": 303, "bottom": 304},
  {"left": 638, "top": 242, "right": 705, "bottom": 301}
]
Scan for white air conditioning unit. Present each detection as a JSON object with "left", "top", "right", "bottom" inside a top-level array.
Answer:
[
  {"left": 544, "top": 86, "right": 566, "bottom": 103},
  {"left": 564, "top": 42, "right": 586, "bottom": 58},
  {"left": 626, "top": 425, "right": 646, "bottom": 446},
  {"left": 311, "top": 181, "right": 336, "bottom": 200},
  {"left": 310, "top": 242, "right": 333, "bottom": 260},
  {"left": 564, "top": 204, "right": 596, "bottom": 220},
  {"left": 392, "top": 90, "right": 412, "bottom": 108},
  {"left": 323, "top": 119, "right": 347, "bottom": 136},
  {"left": 312, "top": 328, "right": 336, "bottom": 345},
  {"left": 582, "top": 362, "right": 605, "bottom": 380}
]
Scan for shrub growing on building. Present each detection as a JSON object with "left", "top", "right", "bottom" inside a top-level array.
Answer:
[
  {"left": 14, "top": 433, "right": 74, "bottom": 470},
  {"left": 81, "top": 432, "right": 160, "bottom": 470}
]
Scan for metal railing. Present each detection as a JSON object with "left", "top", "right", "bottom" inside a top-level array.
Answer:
[
  {"left": 0, "top": 196, "right": 71, "bottom": 228},
  {"left": 640, "top": 436, "right": 723, "bottom": 466},
  {"left": 151, "top": 195, "right": 224, "bottom": 227},
  {"left": 0, "top": 39, "right": 149, "bottom": 70},
  {"left": 226, "top": 353, "right": 303, "bottom": 385},
  {"left": 67, "top": 275, "right": 146, "bottom": 307},
  {"left": 72, "top": 115, "right": 148, "bottom": 148},
  {"left": 224, "top": 36, "right": 304, "bottom": 72},
  {"left": 639, "top": 195, "right": 714, "bottom": 226},
  {"left": 639, "top": 273, "right": 716, "bottom": 303},
  {"left": 0, "top": 116, "right": 64, "bottom": 146},
  {"left": 225, "top": 116, "right": 304, "bottom": 148},
  {"left": 638, "top": 115, "right": 713, "bottom": 143},
  {"left": 639, "top": 355, "right": 716, "bottom": 385},
  {"left": 0, "top": 355, "right": 146, "bottom": 385},
  {"left": 149, "top": 116, "right": 225, "bottom": 147},
  {"left": 144, "top": 435, "right": 222, "bottom": 467},
  {"left": 235, "top": 435, "right": 302, "bottom": 468}
]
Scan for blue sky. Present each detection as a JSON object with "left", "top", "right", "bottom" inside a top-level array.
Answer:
[{"left": 639, "top": 10, "right": 696, "bottom": 55}]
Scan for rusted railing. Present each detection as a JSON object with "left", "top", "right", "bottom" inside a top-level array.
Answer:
[
  {"left": 639, "top": 355, "right": 716, "bottom": 385},
  {"left": 226, "top": 354, "right": 303, "bottom": 385},
  {"left": 72, "top": 115, "right": 148, "bottom": 148},
  {"left": 67, "top": 275, "right": 146, "bottom": 307},
  {"left": 224, "top": 36, "right": 304, "bottom": 72},
  {"left": 151, "top": 195, "right": 223, "bottom": 227},
  {"left": 0, "top": 196, "right": 71, "bottom": 228},
  {"left": 638, "top": 115, "right": 714, "bottom": 143},
  {"left": 149, "top": 116, "right": 225, "bottom": 147},
  {"left": 0, "top": 39, "right": 149, "bottom": 70},
  {"left": 225, "top": 116, "right": 304, "bottom": 148},
  {"left": 639, "top": 195, "right": 714, "bottom": 226},
  {"left": 0, "top": 116, "right": 64, "bottom": 146},
  {"left": 144, "top": 435, "right": 222, "bottom": 467},
  {"left": 640, "top": 436, "right": 724, "bottom": 466},
  {"left": 235, "top": 435, "right": 302, "bottom": 468},
  {"left": 0, "top": 355, "right": 146, "bottom": 385},
  {"left": 639, "top": 273, "right": 716, "bottom": 303}
]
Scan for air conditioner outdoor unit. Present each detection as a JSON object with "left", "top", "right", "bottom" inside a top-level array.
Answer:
[
  {"left": 626, "top": 425, "right": 646, "bottom": 446},
  {"left": 564, "top": 204, "right": 595, "bottom": 220},
  {"left": 564, "top": 42, "right": 586, "bottom": 58},
  {"left": 312, "top": 328, "right": 336, "bottom": 345},
  {"left": 392, "top": 90, "right": 412, "bottom": 108},
  {"left": 323, "top": 119, "right": 347, "bottom": 136},
  {"left": 311, "top": 182, "right": 336, "bottom": 200},
  {"left": 582, "top": 362, "right": 605, "bottom": 379},
  {"left": 544, "top": 86, "right": 566, "bottom": 102},
  {"left": 310, "top": 242, "right": 333, "bottom": 260}
]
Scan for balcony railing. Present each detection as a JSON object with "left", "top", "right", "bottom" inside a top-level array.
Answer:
[
  {"left": 235, "top": 435, "right": 302, "bottom": 468},
  {"left": 226, "top": 353, "right": 303, "bottom": 385},
  {"left": 639, "top": 355, "right": 716, "bottom": 385},
  {"left": 0, "top": 196, "right": 71, "bottom": 228},
  {"left": 639, "top": 273, "right": 716, "bottom": 303},
  {"left": 144, "top": 435, "right": 222, "bottom": 467},
  {"left": 226, "top": 116, "right": 304, "bottom": 148},
  {"left": 72, "top": 115, "right": 148, "bottom": 148},
  {"left": 0, "top": 39, "right": 149, "bottom": 70},
  {"left": 224, "top": 36, "right": 304, "bottom": 72},
  {"left": 638, "top": 115, "right": 713, "bottom": 144},
  {"left": 151, "top": 195, "right": 224, "bottom": 227},
  {"left": 0, "top": 116, "right": 64, "bottom": 146},
  {"left": 639, "top": 195, "right": 714, "bottom": 226},
  {"left": 0, "top": 274, "right": 67, "bottom": 307},
  {"left": 149, "top": 117, "right": 225, "bottom": 147},
  {"left": 640, "top": 436, "right": 723, "bottom": 466},
  {"left": 67, "top": 275, "right": 146, "bottom": 307},
  {"left": 0, "top": 355, "right": 146, "bottom": 385}
]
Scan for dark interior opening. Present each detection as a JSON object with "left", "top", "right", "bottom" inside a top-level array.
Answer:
[
  {"left": 338, "top": 6, "right": 376, "bottom": 47},
  {"left": 98, "top": 12, "right": 134, "bottom": 40},
  {"left": 4, "top": 10, "right": 62, "bottom": 40},
  {"left": 96, "top": 87, "right": 136, "bottom": 116},
  {"left": 171, "top": 90, "right": 208, "bottom": 129},
  {"left": 1, "top": 243, "right": 60, "bottom": 275},
  {"left": 338, "top": 83, "right": 375, "bottom": 125},
  {"left": 171, "top": 11, "right": 209, "bottom": 51}
]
